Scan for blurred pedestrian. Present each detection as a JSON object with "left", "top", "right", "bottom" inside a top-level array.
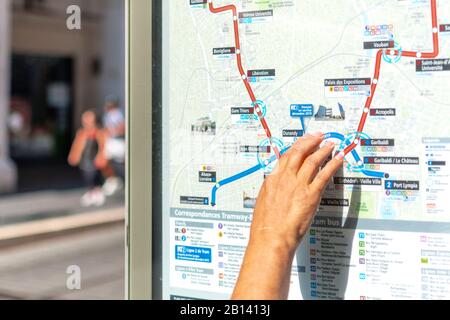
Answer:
[
  {"left": 68, "top": 110, "right": 107, "bottom": 207},
  {"left": 102, "top": 98, "right": 125, "bottom": 196}
]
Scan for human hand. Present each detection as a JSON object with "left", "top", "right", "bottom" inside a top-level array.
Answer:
[
  {"left": 94, "top": 154, "right": 108, "bottom": 169},
  {"left": 249, "top": 132, "right": 344, "bottom": 253},
  {"left": 232, "top": 132, "right": 344, "bottom": 300},
  {"left": 68, "top": 154, "right": 80, "bottom": 167}
]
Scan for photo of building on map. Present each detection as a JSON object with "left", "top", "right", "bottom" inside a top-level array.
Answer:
[
  {"left": 314, "top": 103, "right": 346, "bottom": 121},
  {"left": 191, "top": 116, "right": 216, "bottom": 135},
  {"left": 243, "top": 191, "right": 257, "bottom": 209}
]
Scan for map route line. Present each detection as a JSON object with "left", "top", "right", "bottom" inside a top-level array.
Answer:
[
  {"left": 211, "top": 147, "right": 290, "bottom": 207},
  {"left": 344, "top": 0, "right": 439, "bottom": 156},
  {"left": 211, "top": 132, "right": 387, "bottom": 206},
  {"left": 211, "top": 164, "right": 262, "bottom": 207},
  {"left": 208, "top": 0, "right": 281, "bottom": 159},
  {"left": 208, "top": 0, "right": 440, "bottom": 207}
]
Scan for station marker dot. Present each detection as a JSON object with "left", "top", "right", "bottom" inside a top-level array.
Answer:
[
  {"left": 354, "top": 139, "right": 360, "bottom": 145},
  {"left": 236, "top": 49, "right": 241, "bottom": 54},
  {"left": 364, "top": 108, "right": 369, "bottom": 113},
  {"left": 233, "top": 15, "right": 238, "bottom": 21},
  {"left": 264, "top": 160, "right": 270, "bottom": 166},
  {"left": 433, "top": 27, "right": 438, "bottom": 33},
  {"left": 242, "top": 74, "right": 246, "bottom": 80},
  {"left": 373, "top": 79, "right": 378, "bottom": 84},
  {"left": 416, "top": 52, "right": 422, "bottom": 58},
  {"left": 358, "top": 161, "right": 363, "bottom": 166},
  {"left": 390, "top": 49, "right": 395, "bottom": 56}
]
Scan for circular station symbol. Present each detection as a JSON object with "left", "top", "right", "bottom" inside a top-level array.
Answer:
[
  {"left": 256, "top": 137, "right": 285, "bottom": 173},
  {"left": 342, "top": 131, "right": 371, "bottom": 172},
  {"left": 382, "top": 38, "right": 402, "bottom": 64},
  {"left": 252, "top": 100, "right": 267, "bottom": 121}
]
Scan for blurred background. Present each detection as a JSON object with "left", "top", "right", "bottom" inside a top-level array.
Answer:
[{"left": 0, "top": 0, "right": 125, "bottom": 299}]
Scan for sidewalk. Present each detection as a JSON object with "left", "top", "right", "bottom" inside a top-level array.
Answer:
[
  {"left": 0, "top": 188, "right": 125, "bottom": 226},
  {"left": 0, "top": 223, "right": 125, "bottom": 300},
  {"left": 0, "top": 189, "right": 125, "bottom": 300}
]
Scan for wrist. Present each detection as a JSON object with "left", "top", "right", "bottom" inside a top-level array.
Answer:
[{"left": 248, "top": 230, "right": 298, "bottom": 259}]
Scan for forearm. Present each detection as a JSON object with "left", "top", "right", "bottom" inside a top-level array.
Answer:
[
  {"left": 232, "top": 237, "right": 296, "bottom": 300},
  {"left": 68, "top": 132, "right": 84, "bottom": 166},
  {"left": 230, "top": 134, "right": 343, "bottom": 300}
]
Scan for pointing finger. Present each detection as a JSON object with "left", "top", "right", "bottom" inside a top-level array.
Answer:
[
  {"left": 310, "top": 151, "right": 345, "bottom": 193},
  {"left": 298, "top": 141, "right": 336, "bottom": 184},
  {"left": 285, "top": 132, "right": 324, "bottom": 174}
]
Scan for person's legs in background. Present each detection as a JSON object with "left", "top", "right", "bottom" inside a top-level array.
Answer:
[
  {"left": 102, "top": 136, "right": 125, "bottom": 197},
  {"left": 102, "top": 160, "right": 124, "bottom": 196},
  {"left": 80, "top": 168, "right": 105, "bottom": 207}
]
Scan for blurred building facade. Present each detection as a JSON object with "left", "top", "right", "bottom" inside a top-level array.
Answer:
[{"left": 0, "top": 0, "right": 125, "bottom": 193}]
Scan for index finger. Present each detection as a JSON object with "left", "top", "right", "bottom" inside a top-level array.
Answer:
[
  {"left": 310, "top": 151, "right": 345, "bottom": 193},
  {"left": 284, "top": 132, "right": 324, "bottom": 173}
]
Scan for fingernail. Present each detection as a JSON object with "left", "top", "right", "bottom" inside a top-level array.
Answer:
[
  {"left": 325, "top": 141, "right": 335, "bottom": 148},
  {"left": 335, "top": 151, "right": 345, "bottom": 160},
  {"left": 309, "top": 131, "right": 323, "bottom": 138}
]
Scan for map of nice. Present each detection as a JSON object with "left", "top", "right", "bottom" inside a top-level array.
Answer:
[{"left": 164, "top": 0, "right": 450, "bottom": 300}]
